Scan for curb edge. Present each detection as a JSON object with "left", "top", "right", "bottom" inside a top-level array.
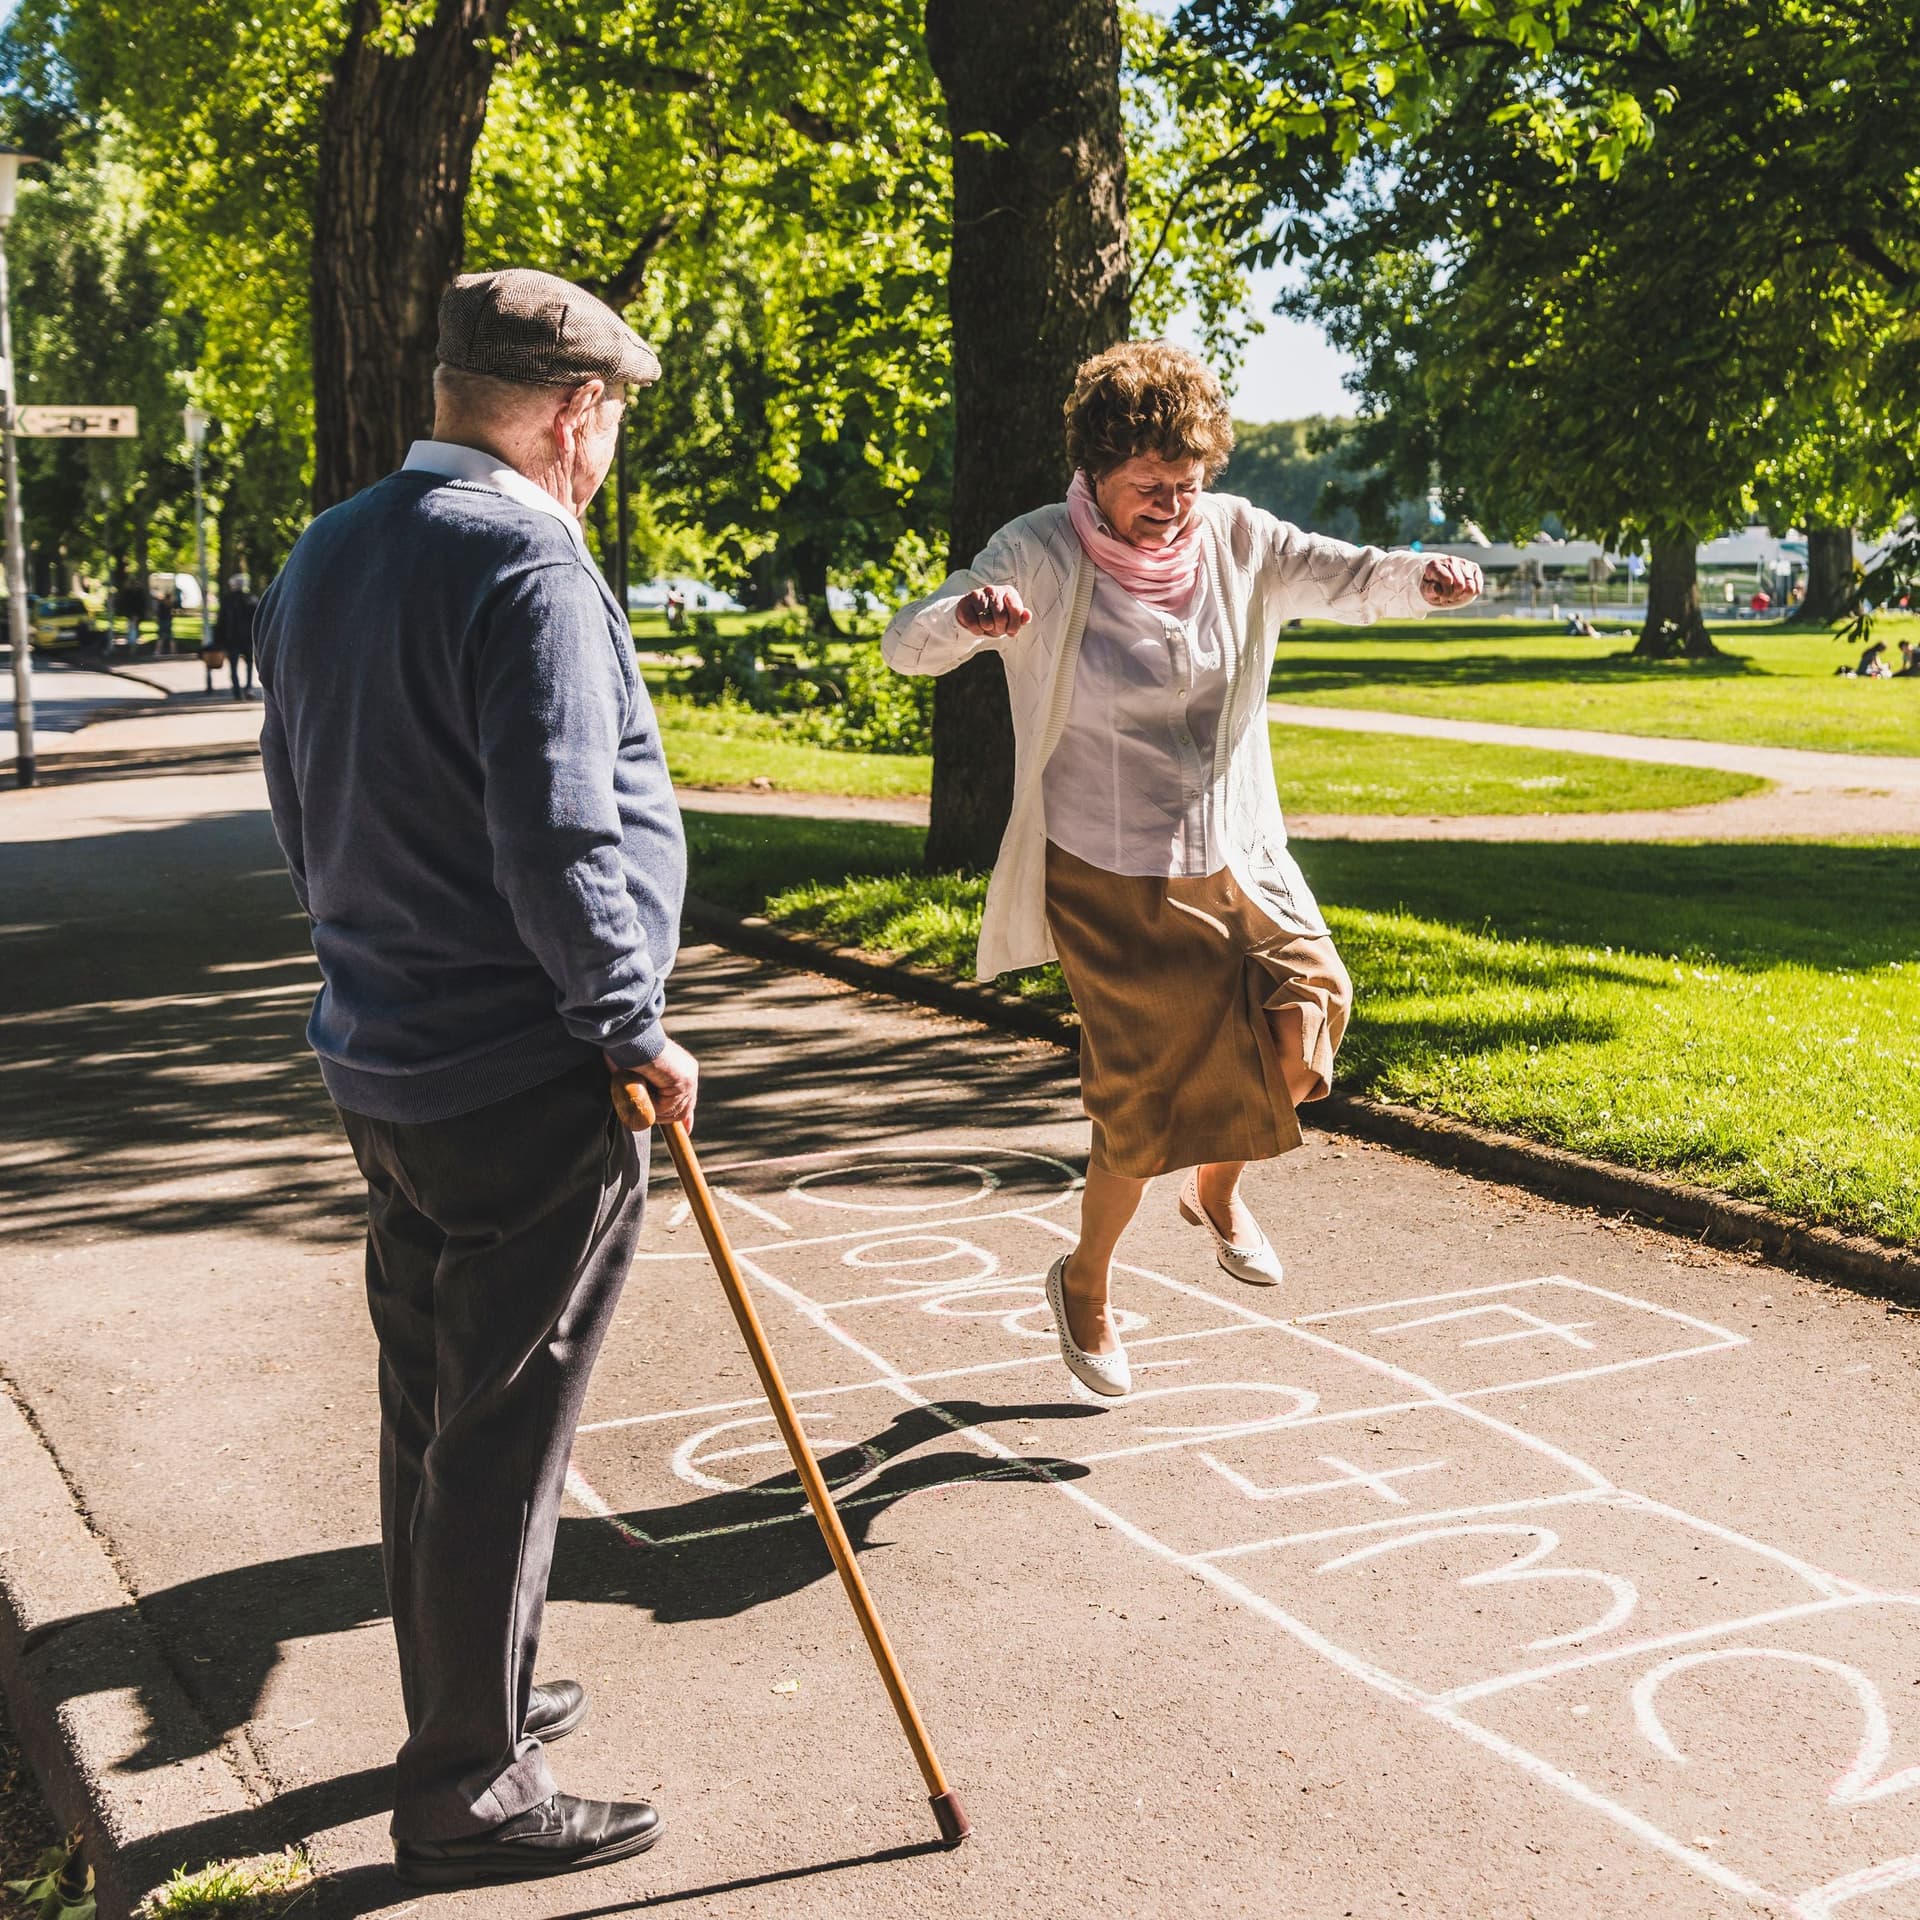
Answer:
[
  {"left": 682, "top": 893, "right": 1920, "bottom": 1305},
  {"left": 0, "top": 1380, "right": 256, "bottom": 1920}
]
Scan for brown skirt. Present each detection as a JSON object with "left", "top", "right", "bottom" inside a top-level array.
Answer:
[{"left": 1043, "top": 840, "right": 1352, "bottom": 1180}]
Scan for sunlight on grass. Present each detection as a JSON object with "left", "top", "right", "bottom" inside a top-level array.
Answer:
[
  {"left": 138, "top": 1849, "right": 309, "bottom": 1920},
  {"left": 657, "top": 695, "right": 930, "bottom": 798},
  {"left": 693, "top": 815, "right": 1920, "bottom": 1246},
  {"left": 1271, "top": 724, "right": 1763, "bottom": 814},
  {"left": 657, "top": 690, "right": 1765, "bottom": 813},
  {"left": 1274, "top": 616, "right": 1920, "bottom": 756}
]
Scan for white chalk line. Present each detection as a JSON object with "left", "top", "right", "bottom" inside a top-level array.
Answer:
[
  {"left": 632, "top": 1190, "right": 1078, "bottom": 1260},
  {"left": 583, "top": 1172, "right": 1892, "bottom": 1909},
  {"left": 718, "top": 1243, "right": 1789, "bottom": 1912},
  {"left": 711, "top": 1186, "right": 795, "bottom": 1234},
  {"left": 573, "top": 1322, "right": 1270, "bottom": 1436},
  {"left": 1301, "top": 1272, "right": 1746, "bottom": 1349}
]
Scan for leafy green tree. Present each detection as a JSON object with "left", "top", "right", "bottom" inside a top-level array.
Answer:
[
  {"left": 0, "top": 129, "right": 200, "bottom": 593},
  {"left": 1179, "top": 0, "right": 1920, "bottom": 657}
]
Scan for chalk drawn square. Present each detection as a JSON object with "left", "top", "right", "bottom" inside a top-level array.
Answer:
[
  {"left": 636, "top": 1144, "right": 1081, "bottom": 1259},
  {"left": 1215, "top": 1492, "right": 1856, "bottom": 1703},
  {"left": 568, "top": 1381, "right": 1079, "bottom": 1554},
  {"left": 1073, "top": 1400, "right": 1598, "bottom": 1561},
  {"left": 747, "top": 1212, "right": 1075, "bottom": 1314},
  {"left": 778, "top": 1240, "right": 1257, "bottom": 1384},
  {"left": 1296, "top": 1277, "right": 1743, "bottom": 1399},
  {"left": 1460, "top": 1595, "right": 1920, "bottom": 1918},
  {"left": 1061, "top": 1337, "right": 1439, "bottom": 1472}
]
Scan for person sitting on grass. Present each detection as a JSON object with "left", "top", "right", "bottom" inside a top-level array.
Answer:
[
  {"left": 881, "top": 338, "right": 1481, "bottom": 1401},
  {"left": 1897, "top": 638, "right": 1920, "bottom": 677}
]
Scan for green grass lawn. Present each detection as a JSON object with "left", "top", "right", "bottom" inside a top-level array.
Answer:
[
  {"left": 661, "top": 692, "right": 1762, "bottom": 812},
  {"left": 656, "top": 694, "right": 932, "bottom": 798},
  {"left": 684, "top": 814, "right": 1920, "bottom": 1247},
  {"left": 1274, "top": 616, "right": 1920, "bottom": 757},
  {"left": 1270, "top": 724, "right": 1761, "bottom": 814}
]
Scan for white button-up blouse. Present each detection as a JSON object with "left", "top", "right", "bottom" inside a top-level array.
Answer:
[{"left": 1042, "top": 563, "right": 1232, "bottom": 877}]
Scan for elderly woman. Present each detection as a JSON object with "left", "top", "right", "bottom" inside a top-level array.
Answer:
[{"left": 882, "top": 341, "right": 1480, "bottom": 1399}]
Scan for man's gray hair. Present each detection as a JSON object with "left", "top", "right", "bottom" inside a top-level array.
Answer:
[{"left": 432, "top": 365, "right": 621, "bottom": 423}]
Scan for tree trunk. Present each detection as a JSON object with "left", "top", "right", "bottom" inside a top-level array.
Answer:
[
  {"left": 1633, "top": 539, "right": 1720, "bottom": 658},
  {"left": 309, "top": 0, "right": 509, "bottom": 509},
  {"left": 923, "top": 0, "right": 1129, "bottom": 872},
  {"left": 1791, "top": 524, "right": 1854, "bottom": 624},
  {"left": 785, "top": 534, "right": 842, "bottom": 634}
]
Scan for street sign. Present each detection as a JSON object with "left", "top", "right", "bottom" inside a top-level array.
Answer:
[{"left": 15, "top": 405, "right": 138, "bottom": 438}]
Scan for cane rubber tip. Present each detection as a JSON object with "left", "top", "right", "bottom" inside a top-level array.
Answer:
[{"left": 929, "top": 1790, "right": 970, "bottom": 1846}]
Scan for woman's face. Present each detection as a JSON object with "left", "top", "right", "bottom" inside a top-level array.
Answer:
[{"left": 1091, "top": 452, "right": 1207, "bottom": 548}]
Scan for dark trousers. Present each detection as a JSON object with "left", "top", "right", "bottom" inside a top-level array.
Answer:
[{"left": 339, "top": 1059, "right": 649, "bottom": 1842}]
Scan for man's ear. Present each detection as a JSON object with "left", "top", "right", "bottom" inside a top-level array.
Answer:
[{"left": 554, "top": 380, "right": 602, "bottom": 448}]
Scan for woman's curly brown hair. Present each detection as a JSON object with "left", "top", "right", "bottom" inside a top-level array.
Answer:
[{"left": 1063, "top": 340, "right": 1235, "bottom": 481}]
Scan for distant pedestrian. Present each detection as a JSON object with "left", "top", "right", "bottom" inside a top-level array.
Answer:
[
  {"left": 154, "top": 591, "right": 175, "bottom": 655},
  {"left": 882, "top": 339, "right": 1482, "bottom": 1401},
  {"left": 664, "top": 585, "right": 685, "bottom": 630},
  {"left": 113, "top": 577, "right": 147, "bottom": 653},
  {"left": 215, "top": 574, "right": 258, "bottom": 696},
  {"left": 257, "top": 268, "right": 685, "bottom": 1888}
]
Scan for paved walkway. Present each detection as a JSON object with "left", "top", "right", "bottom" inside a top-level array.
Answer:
[
  {"left": 1270, "top": 698, "right": 1920, "bottom": 839},
  {"left": 7, "top": 679, "right": 1920, "bottom": 1918},
  {"left": 13, "top": 660, "right": 1920, "bottom": 843}
]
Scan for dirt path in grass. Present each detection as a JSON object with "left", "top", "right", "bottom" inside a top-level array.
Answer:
[{"left": 10, "top": 711, "right": 1920, "bottom": 1919}]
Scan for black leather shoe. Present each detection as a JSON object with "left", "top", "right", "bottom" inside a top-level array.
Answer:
[
  {"left": 393, "top": 1793, "right": 662, "bottom": 1887},
  {"left": 526, "top": 1679, "right": 589, "bottom": 1743}
]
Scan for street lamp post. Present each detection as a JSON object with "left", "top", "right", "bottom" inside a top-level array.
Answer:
[
  {"left": 0, "top": 150, "right": 42, "bottom": 788},
  {"left": 183, "top": 404, "right": 211, "bottom": 670}
]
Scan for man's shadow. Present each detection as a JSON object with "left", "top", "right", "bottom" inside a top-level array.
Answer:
[{"left": 28, "top": 1395, "right": 1101, "bottom": 1885}]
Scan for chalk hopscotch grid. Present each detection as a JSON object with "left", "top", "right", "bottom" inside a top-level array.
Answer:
[{"left": 569, "top": 1148, "right": 1920, "bottom": 1918}]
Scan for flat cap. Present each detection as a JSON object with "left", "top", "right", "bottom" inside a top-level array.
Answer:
[{"left": 437, "top": 268, "right": 660, "bottom": 389}]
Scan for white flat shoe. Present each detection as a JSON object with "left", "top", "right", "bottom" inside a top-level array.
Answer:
[
  {"left": 1178, "top": 1171, "right": 1284, "bottom": 1287},
  {"left": 1044, "top": 1255, "right": 1131, "bottom": 1398}
]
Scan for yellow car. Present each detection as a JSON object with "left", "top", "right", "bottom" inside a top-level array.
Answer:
[{"left": 28, "top": 596, "right": 100, "bottom": 651}]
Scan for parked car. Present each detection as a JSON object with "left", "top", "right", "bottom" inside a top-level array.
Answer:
[{"left": 29, "top": 595, "right": 100, "bottom": 651}]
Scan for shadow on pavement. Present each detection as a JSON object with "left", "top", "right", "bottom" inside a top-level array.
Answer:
[
  {"left": 0, "top": 807, "right": 1078, "bottom": 1247},
  {"left": 301, "top": 1838, "right": 950, "bottom": 1920},
  {"left": 0, "top": 811, "right": 347, "bottom": 1247},
  {"left": 32, "top": 740, "right": 265, "bottom": 786},
  {"left": 26, "top": 1396, "right": 1097, "bottom": 1872}
]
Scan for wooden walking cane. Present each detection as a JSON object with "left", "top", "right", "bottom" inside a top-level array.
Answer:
[{"left": 611, "top": 1072, "right": 971, "bottom": 1848}]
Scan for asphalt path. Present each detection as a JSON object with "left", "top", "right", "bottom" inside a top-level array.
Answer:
[{"left": 7, "top": 724, "right": 1920, "bottom": 1916}]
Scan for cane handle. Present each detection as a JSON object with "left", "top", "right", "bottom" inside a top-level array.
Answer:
[{"left": 611, "top": 1070, "right": 656, "bottom": 1132}]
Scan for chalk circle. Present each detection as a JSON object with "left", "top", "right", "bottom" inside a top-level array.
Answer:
[
  {"left": 842, "top": 1235, "right": 1000, "bottom": 1289},
  {"left": 672, "top": 1412, "right": 883, "bottom": 1495},
  {"left": 789, "top": 1157, "right": 1000, "bottom": 1213},
  {"left": 919, "top": 1283, "right": 1149, "bottom": 1341}
]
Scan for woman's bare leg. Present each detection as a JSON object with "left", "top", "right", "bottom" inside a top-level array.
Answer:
[
  {"left": 1061, "top": 1164, "right": 1148, "bottom": 1355},
  {"left": 1194, "top": 1159, "right": 1265, "bottom": 1246}
]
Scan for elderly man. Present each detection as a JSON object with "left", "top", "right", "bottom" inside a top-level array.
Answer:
[{"left": 257, "top": 269, "right": 694, "bottom": 1887}]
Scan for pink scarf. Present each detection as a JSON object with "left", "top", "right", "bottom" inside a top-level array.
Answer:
[{"left": 1065, "top": 469, "right": 1206, "bottom": 611}]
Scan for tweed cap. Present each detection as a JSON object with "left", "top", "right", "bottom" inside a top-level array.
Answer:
[{"left": 437, "top": 268, "right": 660, "bottom": 389}]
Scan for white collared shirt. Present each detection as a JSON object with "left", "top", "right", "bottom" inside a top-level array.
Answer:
[
  {"left": 401, "top": 440, "right": 588, "bottom": 558},
  {"left": 1041, "top": 561, "right": 1230, "bottom": 877}
]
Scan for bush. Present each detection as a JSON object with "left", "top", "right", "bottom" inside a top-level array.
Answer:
[
  {"left": 679, "top": 612, "right": 763, "bottom": 703},
  {"left": 673, "top": 629, "right": 931, "bottom": 756}
]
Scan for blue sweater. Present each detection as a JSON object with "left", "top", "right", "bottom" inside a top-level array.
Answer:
[{"left": 257, "top": 471, "right": 685, "bottom": 1122}]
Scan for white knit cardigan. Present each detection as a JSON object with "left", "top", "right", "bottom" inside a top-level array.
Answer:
[{"left": 881, "top": 491, "right": 1431, "bottom": 981}]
